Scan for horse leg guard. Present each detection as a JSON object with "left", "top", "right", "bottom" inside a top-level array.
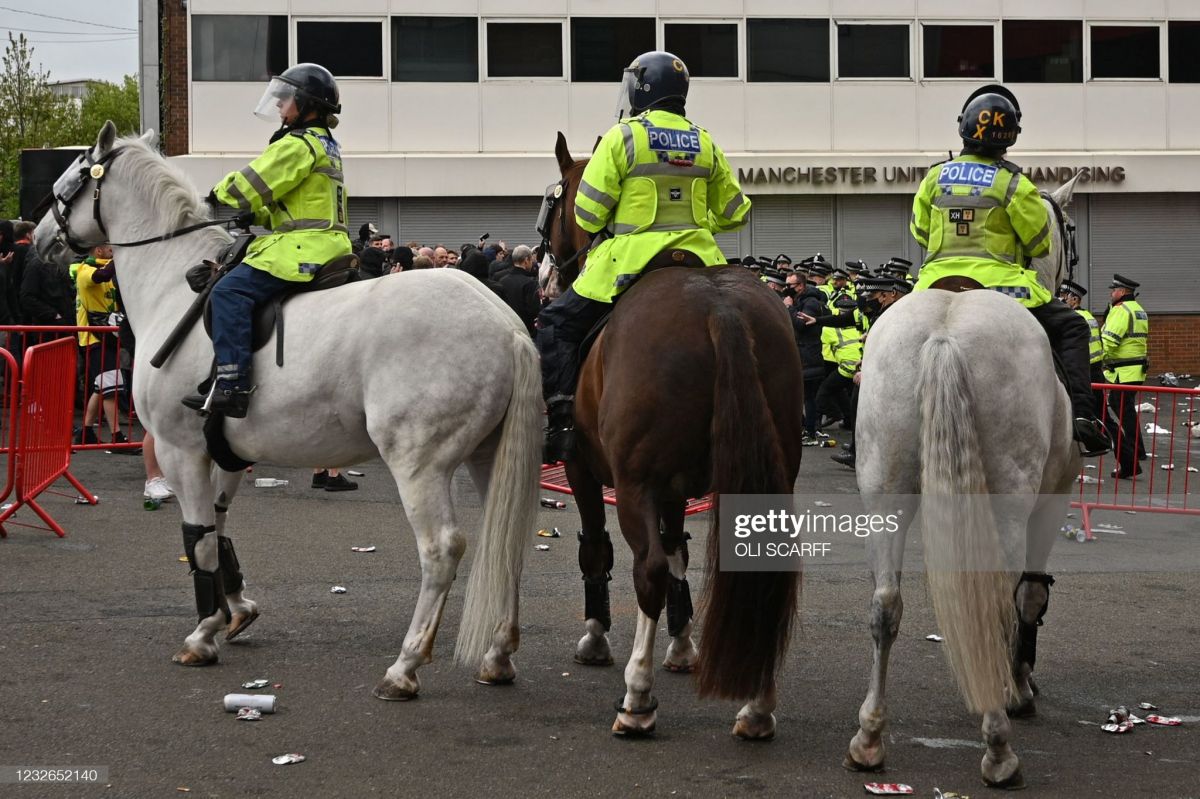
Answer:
[
  {"left": 666, "top": 575, "right": 693, "bottom": 638},
  {"left": 576, "top": 529, "right": 615, "bottom": 666},
  {"left": 1011, "top": 572, "right": 1053, "bottom": 716},
  {"left": 182, "top": 523, "right": 230, "bottom": 624},
  {"left": 579, "top": 529, "right": 614, "bottom": 631},
  {"left": 218, "top": 536, "right": 244, "bottom": 595}
]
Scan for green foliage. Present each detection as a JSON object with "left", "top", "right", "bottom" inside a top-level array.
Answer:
[{"left": 0, "top": 33, "right": 141, "bottom": 218}]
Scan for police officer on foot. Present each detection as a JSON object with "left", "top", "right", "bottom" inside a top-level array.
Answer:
[
  {"left": 536, "top": 51, "right": 751, "bottom": 463},
  {"left": 910, "top": 84, "right": 1111, "bottom": 456},
  {"left": 1058, "top": 279, "right": 1105, "bottom": 413},
  {"left": 1101, "top": 273, "right": 1149, "bottom": 478},
  {"left": 183, "top": 63, "right": 350, "bottom": 417}
]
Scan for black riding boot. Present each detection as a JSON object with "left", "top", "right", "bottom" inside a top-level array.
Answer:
[
  {"left": 544, "top": 399, "right": 577, "bottom": 464},
  {"left": 182, "top": 382, "right": 254, "bottom": 418},
  {"left": 1028, "top": 301, "right": 1112, "bottom": 457}
]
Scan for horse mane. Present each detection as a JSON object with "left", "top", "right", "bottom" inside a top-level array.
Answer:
[{"left": 114, "top": 134, "right": 227, "bottom": 243}]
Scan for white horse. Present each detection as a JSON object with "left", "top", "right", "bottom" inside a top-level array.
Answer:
[
  {"left": 34, "top": 122, "right": 542, "bottom": 699},
  {"left": 843, "top": 177, "right": 1082, "bottom": 788}
]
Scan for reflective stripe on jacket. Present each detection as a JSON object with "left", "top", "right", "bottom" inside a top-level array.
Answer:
[
  {"left": 214, "top": 126, "right": 351, "bottom": 282},
  {"left": 911, "top": 154, "right": 1052, "bottom": 308},
  {"left": 1076, "top": 308, "right": 1103, "bottom": 365},
  {"left": 571, "top": 110, "right": 750, "bottom": 302},
  {"left": 1101, "top": 299, "right": 1149, "bottom": 383}
]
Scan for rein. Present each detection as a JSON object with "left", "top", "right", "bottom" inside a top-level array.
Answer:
[{"left": 48, "top": 145, "right": 236, "bottom": 255}]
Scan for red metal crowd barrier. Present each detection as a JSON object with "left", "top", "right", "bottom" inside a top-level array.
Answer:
[
  {"left": 0, "top": 338, "right": 97, "bottom": 538},
  {"left": 0, "top": 325, "right": 143, "bottom": 453},
  {"left": 540, "top": 462, "right": 715, "bottom": 515},
  {"left": 1072, "top": 383, "right": 1199, "bottom": 540}
]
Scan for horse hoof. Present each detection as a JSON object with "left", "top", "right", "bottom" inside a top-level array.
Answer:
[
  {"left": 225, "top": 608, "right": 260, "bottom": 641},
  {"left": 983, "top": 766, "right": 1025, "bottom": 791},
  {"left": 575, "top": 633, "right": 613, "bottom": 666},
  {"left": 612, "top": 711, "right": 657, "bottom": 737},
  {"left": 662, "top": 661, "right": 694, "bottom": 674},
  {"left": 844, "top": 733, "right": 886, "bottom": 772},
  {"left": 1008, "top": 697, "right": 1037, "bottom": 718},
  {"left": 372, "top": 674, "right": 419, "bottom": 701},
  {"left": 661, "top": 641, "right": 697, "bottom": 673},
  {"left": 475, "top": 654, "right": 516, "bottom": 686},
  {"left": 732, "top": 712, "right": 776, "bottom": 741},
  {"left": 172, "top": 646, "right": 218, "bottom": 667}
]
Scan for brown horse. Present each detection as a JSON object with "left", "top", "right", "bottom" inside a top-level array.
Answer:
[{"left": 546, "top": 133, "right": 805, "bottom": 738}]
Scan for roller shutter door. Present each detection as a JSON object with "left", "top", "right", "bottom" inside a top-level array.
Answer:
[
  {"left": 347, "top": 198, "right": 381, "bottom": 240},
  {"left": 396, "top": 198, "right": 543, "bottom": 250},
  {"left": 1087, "top": 194, "right": 1200, "bottom": 314},
  {"left": 747, "top": 195, "right": 835, "bottom": 262},
  {"left": 836, "top": 195, "right": 916, "bottom": 269}
]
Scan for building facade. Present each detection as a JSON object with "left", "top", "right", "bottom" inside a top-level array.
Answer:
[{"left": 141, "top": 0, "right": 1200, "bottom": 367}]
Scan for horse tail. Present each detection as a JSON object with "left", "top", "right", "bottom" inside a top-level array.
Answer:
[
  {"left": 454, "top": 330, "right": 542, "bottom": 665},
  {"left": 917, "top": 333, "right": 1016, "bottom": 714},
  {"left": 697, "top": 307, "right": 799, "bottom": 700}
]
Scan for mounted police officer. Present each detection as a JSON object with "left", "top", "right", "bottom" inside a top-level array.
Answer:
[
  {"left": 182, "top": 63, "right": 351, "bottom": 418},
  {"left": 910, "top": 84, "right": 1111, "bottom": 457},
  {"left": 537, "top": 51, "right": 751, "bottom": 462}
]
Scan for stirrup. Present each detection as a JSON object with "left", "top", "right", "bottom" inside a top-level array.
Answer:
[{"left": 1072, "top": 417, "right": 1111, "bottom": 458}]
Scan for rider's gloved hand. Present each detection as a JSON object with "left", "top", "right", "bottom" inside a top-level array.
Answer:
[
  {"left": 204, "top": 189, "right": 219, "bottom": 209},
  {"left": 233, "top": 210, "right": 255, "bottom": 229}
]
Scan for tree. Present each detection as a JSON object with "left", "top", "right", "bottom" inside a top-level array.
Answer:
[
  {"left": 77, "top": 75, "right": 140, "bottom": 141},
  {"left": 0, "top": 33, "right": 79, "bottom": 218}
]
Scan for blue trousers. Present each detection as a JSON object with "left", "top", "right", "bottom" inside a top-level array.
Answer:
[{"left": 211, "top": 263, "right": 293, "bottom": 387}]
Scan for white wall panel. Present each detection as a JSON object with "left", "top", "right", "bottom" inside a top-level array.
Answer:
[
  {"left": 832, "top": 84, "right": 918, "bottom": 151},
  {"left": 916, "top": 83, "right": 972, "bottom": 152},
  {"left": 1001, "top": 0, "right": 1084, "bottom": 16},
  {"left": 192, "top": 1, "right": 287, "bottom": 12},
  {"left": 1166, "top": 85, "right": 1200, "bottom": 148},
  {"left": 684, "top": 82, "right": 747, "bottom": 150},
  {"left": 916, "top": 0, "right": 1001, "bottom": 17},
  {"left": 389, "top": 0, "right": 480, "bottom": 13},
  {"left": 1085, "top": 85, "right": 1167, "bottom": 150},
  {"left": 1085, "top": 0, "right": 1165, "bottom": 18},
  {"left": 1010, "top": 85, "right": 1086, "bottom": 150},
  {"left": 191, "top": 84, "right": 271, "bottom": 154},
  {"left": 831, "top": 0, "right": 916, "bottom": 17},
  {"left": 569, "top": 0, "right": 657, "bottom": 14},
  {"left": 481, "top": 83, "right": 569, "bottom": 151},
  {"left": 291, "top": 0, "right": 388, "bottom": 13},
  {"left": 390, "top": 84, "right": 481, "bottom": 153},
  {"left": 566, "top": 84, "right": 619, "bottom": 156},
  {"left": 658, "top": 0, "right": 746, "bottom": 16},
  {"left": 745, "top": 85, "right": 833, "bottom": 152},
  {"left": 336, "top": 83, "right": 392, "bottom": 152}
]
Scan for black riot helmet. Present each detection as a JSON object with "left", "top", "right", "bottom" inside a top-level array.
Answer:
[
  {"left": 616, "top": 51, "right": 689, "bottom": 119},
  {"left": 255, "top": 63, "right": 341, "bottom": 126},
  {"left": 957, "top": 84, "right": 1021, "bottom": 150}
]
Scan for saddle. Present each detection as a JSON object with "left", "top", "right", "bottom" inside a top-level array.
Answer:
[
  {"left": 150, "top": 233, "right": 360, "bottom": 371},
  {"left": 578, "top": 249, "right": 707, "bottom": 364}
]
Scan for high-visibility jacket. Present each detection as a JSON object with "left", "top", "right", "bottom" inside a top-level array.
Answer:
[
  {"left": 911, "top": 154, "right": 1053, "bottom": 308},
  {"left": 214, "top": 125, "right": 351, "bottom": 282},
  {"left": 1101, "top": 299, "right": 1149, "bottom": 383},
  {"left": 1075, "top": 308, "right": 1103, "bottom": 365},
  {"left": 831, "top": 321, "right": 866, "bottom": 379},
  {"left": 572, "top": 109, "right": 750, "bottom": 302},
  {"left": 75, "top": 256, "right": 116, "bottom": 347}
]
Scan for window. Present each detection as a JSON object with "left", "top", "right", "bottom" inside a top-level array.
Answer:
[
  {"left": 297, "top": 21, "right": 384, "bottom": 78},
  {"left": 747, "top": 18, "right": 829, "bottom": 82},
  {"left": 392, "top": 17, "right": 478, "bottom": 82},
  {"left": 1169, "top": 21, "right": 1200, "bottom": 82},
  {"left": 837, "top": 23, "right": 910, "bottom": 78},
  {"left": 1002, "top": 20, "right": 1082, "bottom": 82},
  {"left": 922, "top": 24, "right": 994, "bottom": 78},
  {"left": 664, "top": 23, "right": 738, "bottom": 78},
  {"left": 192, "top": 15, "right": 287, "bottom": 81},
  {"left": 1091, "top": 25, "right": 1159, "bottom": 79},
  {"left": 570, "top": 18, "right": 655, "bottom": 82},
  {"left": 487, "top": 22, "right": 563, "bottom": 78}
]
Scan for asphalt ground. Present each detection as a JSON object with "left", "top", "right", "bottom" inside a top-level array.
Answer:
[{"left": 1, "top": 436, "right": 1198, "bottom": 798}]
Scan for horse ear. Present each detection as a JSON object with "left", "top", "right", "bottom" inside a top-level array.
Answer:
[
  {"left": 592, "top": 136, "right": 602, "bottom": 154},
  {"left": 555, "top": 132, "right": 573, "bottom": 174},
  {"left": 1050, "top": 172, "right": 1083, "bottom": 210},
  {"left": 140, "top": 129, "right": 159, "bottom": 147},
  {"left": 95, "top": 120, "right": 117, "bottom": 155}
]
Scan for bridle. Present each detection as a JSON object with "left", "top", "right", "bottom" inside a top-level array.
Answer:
[
  {"left": 1040, "top": 190, "right": 1079, "bottom": 283},
  {"left": 48, "top": 146, "right": 236, "bottom": 256},
  {"left": 536, "top": 174, "right": 591, "bottom": 281}
]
